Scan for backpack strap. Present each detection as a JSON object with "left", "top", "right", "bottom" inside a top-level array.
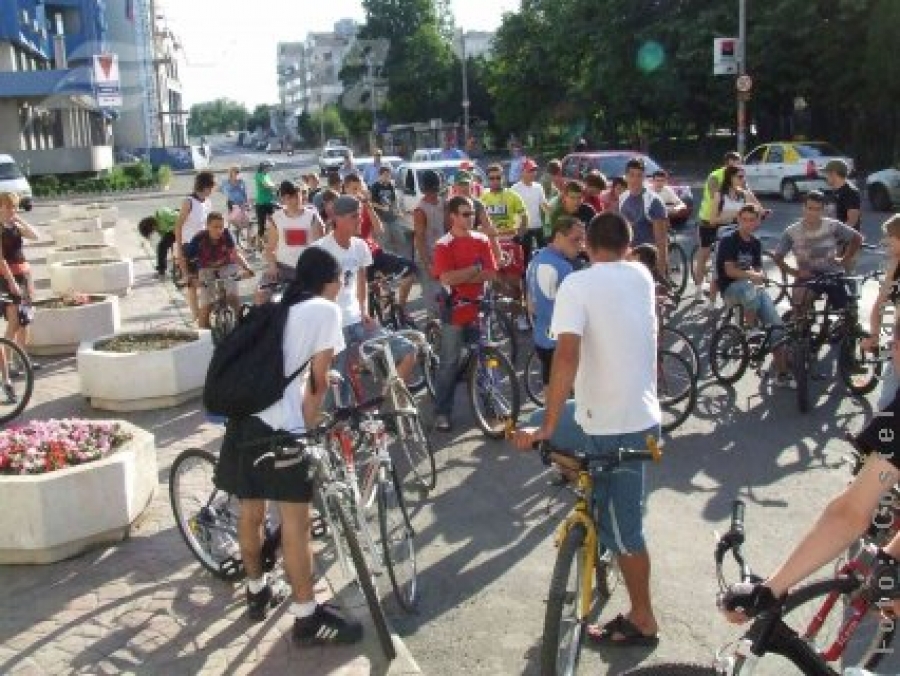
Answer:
[{"left": 284, "top": 358, "right": 311, "bottom": 387}]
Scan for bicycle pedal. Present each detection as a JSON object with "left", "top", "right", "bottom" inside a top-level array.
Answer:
[{"left": 218, "top": 556, "right": 245, "bottom": 581}]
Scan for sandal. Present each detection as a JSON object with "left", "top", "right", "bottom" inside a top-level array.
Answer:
[{"left": 587, "top": 614, "right": 659, "bottom": 647}]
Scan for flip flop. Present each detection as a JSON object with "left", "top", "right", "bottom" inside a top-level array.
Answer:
[{"left": 587, "top": 614, "right": 659, "bottom": 647}]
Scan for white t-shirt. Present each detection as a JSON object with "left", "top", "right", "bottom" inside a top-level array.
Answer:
[
  {"left": 182, "top": 194, "right": 210, "bottom": 242},
  {"left": 272, "top": 206, "right": 320, "bottom": 268},
  {"left": 551, "top": 261, "right": 661, "bottom": 435},
  {"left": 315, "top": 233, "right": 373, "bottom": 327},
  {"left": 255, "top": 297, "right": 345, "bottom": 433},
  {"left": 511, "top": 181, "right": 546, "bottom": 231}
]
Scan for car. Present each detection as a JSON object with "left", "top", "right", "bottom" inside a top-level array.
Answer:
[
  {"left": 224, "top": 130, "right": 236, "bottom": 139},
  {"left": 0, "top": 155, "right": 33, "bottom": 211},
  {"left": 411, "top": 148, "right": 442, "bottom": 162},
  {"left": 742, "top": 141, "right": 854, "bottom": 202},
  {"left": 865, "top": 166, "right": 900, "bottom": 212},
  {"left": 318, "top": 145, "right": 352, "bottom": 174},
  {"left": 325, "top": 138, "right": 347, "bottom": 148},
  {"left": 395, "top": 159, "right": 488, "bottom": 230},
  {"left": 560, "top": 151, "right": 694, "bottom": 226}
]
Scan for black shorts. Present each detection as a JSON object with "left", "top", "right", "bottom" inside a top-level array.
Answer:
[
  {"left": 255, "top": 203, "right": 277, "bottom": 235},
  {"left": 535, "top": 345, "right": 555, "bottom": 385},
  {"left": 0, "top": 273, "right": 27, "bottom": 307},
  {"left": 180, "top": 244, "right": 199, "bottom": 275},
  {"left": 698, "top": 223, "right": 718, "bottom": 248},
  {"left": 367, "top": 249, "right": 418, "bottom": 282},
  {"left": 214, "top": 416, "right": 314, "bottom": 503}
]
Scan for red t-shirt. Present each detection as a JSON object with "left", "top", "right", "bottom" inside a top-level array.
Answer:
[
  {"left": 431, "top": 231, "right": 498, "bottom": 325},
  {"left": 358, "top": 208, "right": 382, "bottom": 255},
  {"left": 584, "top": 193, "right": 605, "bottom": 213}
]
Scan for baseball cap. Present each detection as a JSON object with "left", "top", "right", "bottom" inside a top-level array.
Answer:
[
  {"left": 454, "top": 171, "right": 473, "bottom": 185},
  {"left": 333, "top": 195, "right": 360, "bottom": 217},
  {"left": 523, "top": 158, "right": 538, "bottom": 172}
]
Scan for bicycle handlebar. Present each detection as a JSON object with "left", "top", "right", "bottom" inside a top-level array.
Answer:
[
  {"left": 716, "top": 499, "right": 750, "bottom": 580},
  {"left": 529, "top": 436, "right": 663, "bottom": 468}
]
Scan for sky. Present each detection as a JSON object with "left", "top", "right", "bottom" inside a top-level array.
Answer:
[{"left": 158, "top": 0, "right": 520, "bottom": 109}]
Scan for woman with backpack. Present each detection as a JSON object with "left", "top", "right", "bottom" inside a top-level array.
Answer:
[{"left": 212, "top": 246, "right": 364, "bottom": 646}]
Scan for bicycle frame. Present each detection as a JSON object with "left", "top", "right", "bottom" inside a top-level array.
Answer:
[{"left": 554, "top": 469, "right": 601, "bottom": 622}]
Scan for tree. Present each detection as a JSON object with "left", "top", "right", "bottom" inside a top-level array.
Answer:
[
  {"left": 247, "top": 104, "right": 273, "bottom": 134},
  {"left": 186, "top": 98, "right": 248, "bottom": 136}
]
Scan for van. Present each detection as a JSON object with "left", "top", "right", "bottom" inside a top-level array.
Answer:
[
  {"left": 0, "top": 155, "right": 33, "bottom": 211},
  {"left": 395, "top": 160, "right": 487, "bottom": 230}
]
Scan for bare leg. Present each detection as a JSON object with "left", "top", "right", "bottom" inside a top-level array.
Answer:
[
  {"left": 186, "top": 282, "right": 200, "bottom": 322},
  {"left": 398, "top": 275, "right": 414, "bottom": 310},
  {"left": 693, "top": 247, "right": 710, "bottom": 287},
  {"left": 279, "top": 502, "right": 315, "bottom": 603},
  {"left": 238, "top": 499, "right": 266, "bottom": 580}
]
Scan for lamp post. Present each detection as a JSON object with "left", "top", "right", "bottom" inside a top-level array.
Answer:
[
  {"left": 459, "top": 29, "right": 470, "bottom": 150},
  {"left": 366, "top": 53, "right": 377, "bottom": 149},
  {"left": 736, "top": 0, "right": 747, "bottom": 155}
]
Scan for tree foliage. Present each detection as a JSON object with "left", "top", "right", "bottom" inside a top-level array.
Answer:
[{"left": 186, "top": 98, "right": 248, "bottom": 136}]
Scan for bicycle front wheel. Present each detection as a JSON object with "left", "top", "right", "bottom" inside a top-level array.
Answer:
[
  {"left": 378, "top": 466, "right": 418, "bottom": 613},
  {"left": 708, "top": 325, "right": 749, "bottom": 384},
  {"left": 209, "top": 306, "right": 235, "bottom": 346},
  {"left": 487, "top": 308, "right": 519, "bottom": 365},
  {"left": 0, "top": 337, "right": 33, "bottom": 425},
  {"left": 390, "top": 388, "right": 437, "bottom": 493},
  {"left": 169, "top": 448, "right": 244, "bottom": 581},
  {"left": 467, "top": 345, "right": 520, "bottom": 439},
  {"left": 524, "top": 347, "right": 546, "bottom": 407},
  {"left": 838, "top": 329, "right": 882, "bottom": 396},
  {"left": 667, "top": 241, "right": 690, "bottom": 299},
  {"left": 658, "top": 350, "right": 697, "bottom": 433}
]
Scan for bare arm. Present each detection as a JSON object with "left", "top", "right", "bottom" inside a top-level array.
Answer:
[
  {"left": 174, "top": 199, "right": 191, "bottom": 251},
  {"left": 652, "top": 218, "right": 669, "bottom": 275},
  {"left": 839, "top": 231, "right": 863, "bottom": 269},
  {"left": 439, "top": 265, "right": 494, "bottom": 286},
  {"left": 364, "top": 201, "right": 384, "bottom": 238},
  {"left": 12, "top": 216, "right": 39, "bottom": 241},
  {"left": 310, "top": 213, "right": 325, "bottom": 242},
  {"left": 263, "top": 220, "right": 278, "bottom": 267},
  {"left": 724, "top": 261, "right": 764, "bottom": 283},
  {"left": 413, "top": 209, "right": 430, "bottom": 269},
  {"left": 357, "top": 266, "right": 369, "bottom": 319},
  {"left": 867, "top": 257, "right": 898, "bottom": 341},
  {"left": 302, "top": 349, "right": 335, "bottom": 428}
]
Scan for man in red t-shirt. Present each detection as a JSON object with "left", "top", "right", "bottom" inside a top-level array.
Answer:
[{"left": 431, "top": 195, "right": 499, "bottom": 431}]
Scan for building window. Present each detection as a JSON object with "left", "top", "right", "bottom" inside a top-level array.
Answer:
[{"left": 20, "top": 9, "right": 29, "bottom": 24}]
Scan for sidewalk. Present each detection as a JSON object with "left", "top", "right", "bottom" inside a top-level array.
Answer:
[{"left": 0, "top": 203, "right": 421, "bottom": 675}]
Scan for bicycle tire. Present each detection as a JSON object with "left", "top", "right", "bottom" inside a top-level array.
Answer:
[
  {"left": 619, "top": 664, "right": 717, "bottom": 675},
  {"left": 782, "top": 575, "right": 896, "bottom": 671},
  {"left": 660, "top": 325, "right": 701, "bottom": 378},
  {"left": 209, "top": 306, "right": 235, "bottom": 346},
  {"left": 0, "top": 338, "right": 33, "bottom": 425},
  {"left": 838, "top": 329, "right": 882, "bottom": 396},
  {"left": 378, "top": 465, "right": 418, "bottom": 613},
  {"left": 524, "top": 347, "right": 546, "bottom": 407},
  {"left": 329, "top": 494, "right": 397, "bottom": 662},
  {"left": 169, "top": 448, "right": 244, "bottom": 582},
  {"left": 761, "top": 250, "right": 788, "bottom": 304},
  {"left": 658, "top": 350, "right": 697, "bottom": 433},
  {"left": 667, "top": 241, "right": 690, "bottom": 300},
  {"left": 708, "top": 325, "right": 750, "bottom": 384},
  {"left": 541, "top": 523, "right": 593, "bottom": 676},
  {"left": 390, "top": 387, "right": 437, "bottom": 493},
  {"left": 467, "top": 345, "right": 521, "bottom": 439},
  {"left": 793, "top": 332, "right": 811, "bottom": 413}
]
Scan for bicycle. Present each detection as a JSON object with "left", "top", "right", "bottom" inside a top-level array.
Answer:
[
  {"left": 425, "top": 284, "right": 521, "bottom": 439},
  {"left": 658, "top": 348, "right": 698, "bottom": 433},
  {"left": 667, "top": 228, "right": 690, "bottom": 301},
  {"left": 520, "top": 435, "right": 662, "bottom": 676},
  {"left": 168, "top": 412, "right": 398, "bottom": 661},
  {"left": 199, "top": 268, "right": 253, "bottom": 345},
  {"left": 230, "top": 206, "right": 265, "bottom": 258},
  {"left": 0, "top": 297, "right": 34, "bottom": 424},
  {"left": 368, "top": 269, "right": 417, "bottom": 332}
]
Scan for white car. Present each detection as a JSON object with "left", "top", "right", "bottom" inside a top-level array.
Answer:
[
  {"left": 742, "top": 141, "right": 854, "bottom": 202},
  {"left": 0, "top": 155, "right": 33, "bottom": 211},
  {"left": 865, "top": 167, "right": 900, "bottom": 212},
  {"left": 318, "top": 146, "right": 351, "bottom": 174}
]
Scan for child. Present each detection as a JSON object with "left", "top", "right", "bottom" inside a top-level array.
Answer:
[
  {"left": 138, "top": 207, "right": 179, "bottom": 278},
  {"left": 628, "top": 243, "right": 671, "bottom": 300},
  {"left": 185, "top": 212, "right": 253, "bottom": 329}
]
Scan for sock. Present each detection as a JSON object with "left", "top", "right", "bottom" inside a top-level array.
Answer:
[
  {"left": 290, "top": 600, "right": 317, "bottom": 619},
  {"left": 247, "top": 575, "right": 267, "bottom": 594}
]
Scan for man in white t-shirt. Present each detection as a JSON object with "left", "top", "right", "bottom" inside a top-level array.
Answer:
[
  {"left": 511, "top": 157, "right": 549, "bottom": 267},
  {"left": 514, "top": 211, "right": 661, "bottom": 646},
  {"left": 315, "top": 196, "right": 417, "bottom": 399}
]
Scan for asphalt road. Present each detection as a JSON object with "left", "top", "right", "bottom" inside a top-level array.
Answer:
[{"left": 194, "top": 142, "right": 899, "bottom": 674}]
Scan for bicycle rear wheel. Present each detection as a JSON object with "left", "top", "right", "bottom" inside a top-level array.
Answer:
[
  {"left": 667, "top": 241, "right": 690, "bottom": 300},
  {"left": 524, "top": 347, "right": 546, "bottom": 407},
  {"left": 467, "top": 346, "right": 521, "bottom": 439},
  {"left": 0, "top": 337, "right": 33, "bottom": 425},
  {"left": 377, "top": 465, "right": 418, "bottom": 613},
  {"left": 658, "top": 350, "right": 697, "bottom": 433},
  {"left": 328, "top": 494, "right": 397, "bottom": 661},
  {"left": 660, "top": 325, "right": 701, "bottom": 378},
  {"left": 210, "top": 306, "right": 236, "bottom": 346},
  {"left": 390, "top": 388, "right": 437, "bottom": 493},
  {"left": 169, "top": 448, "right": 244, "bottom": 581},
  {"left": 708, "top": 325, "right": 749, "bottom": 384}
]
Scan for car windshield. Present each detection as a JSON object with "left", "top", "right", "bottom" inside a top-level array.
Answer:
[
  {"left": 0, "top": 162, "right": 23, "bottom": 181},
  {"left": 794, "top": 143, "right": 842, "bottom": 158},
  {"left": 596, "top": 154, "right": 662, "bottom": 179},
  {"left": 324, "top": 149, "right": 347, "bottom": 159}
]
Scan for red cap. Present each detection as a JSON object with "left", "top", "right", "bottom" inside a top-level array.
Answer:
[
  {"left": 523, "top": 158, "right": 538, "bottom": 172},
  {"left": 460, "top": 160, "right": 474, "bottom": 170}
]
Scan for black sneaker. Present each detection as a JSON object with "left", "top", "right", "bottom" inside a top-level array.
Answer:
[
  {"left": 246, "top": 584, "right": 285, "bottom": 622},
  {"left": 292, "top": 603, "right": 363, "bottom": 645}
]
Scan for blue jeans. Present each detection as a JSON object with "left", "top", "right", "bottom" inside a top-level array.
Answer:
[
  {"left": 528, "top": 402, "right": 659, "bottom": 555},
  {"left": 434, "top": 323, "right": 478, "bottom": 416},
  {"left": 334, "top": 321, "right": 416, "bottom": 404},
  {"left": 722, "top": 280, "right": 784, "bottom": 339}
]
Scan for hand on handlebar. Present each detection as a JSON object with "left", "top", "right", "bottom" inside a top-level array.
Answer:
[
  {"left": 717, "top": 581, "right": 781, "bottom": 624},
  {"left": 510, "top": 425, "right": 550, "bottom": 451}
]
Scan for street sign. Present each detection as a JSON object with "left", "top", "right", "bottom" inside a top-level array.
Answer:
[
  {"left": 736, "top": 74, "right": 753, "bottom": 93},
  {"left": 93, "top": 54, "right": 122, "bottom": 108},
  {"left": 713, "top": 37, "right": 738, "bottom": 75}
]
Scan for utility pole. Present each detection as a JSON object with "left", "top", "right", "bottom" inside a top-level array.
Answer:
[
  {"left": 737, "top": 0, "right": 747, "bottom": 155},
  {"left": 460, "top": 30, "right": 470, "bottom": 151},
  {"left": 366, "top": 54, "right": 377, "bottom": 149}
]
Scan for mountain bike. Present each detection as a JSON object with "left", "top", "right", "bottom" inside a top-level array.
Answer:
[
  {"left": 520, "top": 436, "right": 662, "bottom": 676},
  {"left": 199, "top": 268, "right": 253, "bottom": 346},
  {"left": 368, "top": 269, "right": 417, "bottom": 332},
  {"left": 667, "top": 229, "right": 690, "bottom": 301},
  {"left": 230, "top": 205, "right": 265, "bottom": 258}
]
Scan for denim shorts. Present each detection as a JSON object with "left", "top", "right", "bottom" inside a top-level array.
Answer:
[{"left": 528, "top": 401, "right": 658, "bottom": 555}]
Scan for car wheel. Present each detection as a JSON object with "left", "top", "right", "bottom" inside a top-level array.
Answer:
[
  {"left": 780, "top": 179, "right": 799, "bottom": 202},
  {"left": 868, "top": 183, "right": 893, "bottom": 212}
]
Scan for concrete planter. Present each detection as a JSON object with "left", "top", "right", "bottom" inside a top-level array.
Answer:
[
  {"left": 77, "top": 329, "right": 213, "bottom": 411},
  {"left": 58, "top": 203, "right": 119, "bottom": 226},
  {"left": 0, "top": 421, "right": 157, "bottom": 564},
  {"left": 28, "top": 295, "right": 121, "bottom": 356},
  {"left": 47, "top": 215, "right": 102, "bottom": 237},
  {"left": 54, "top": 227, "right": 116, "bottom": 247},
  {"left": 49, "top": 257, "right": 133, "bottom": 296},
  {"left": 46, "top": 244, "right": 121, "bottom": 265}
]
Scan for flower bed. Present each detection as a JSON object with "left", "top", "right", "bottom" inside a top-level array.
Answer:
[
  {"left": 49, "top": 257, "right": 133, "bottom": 296},
  {"left": 0, "top": 420, "right": 157, "bottom": 564},
  {"left": 28, "top": 294, "right": 120, "bottom": 355}
]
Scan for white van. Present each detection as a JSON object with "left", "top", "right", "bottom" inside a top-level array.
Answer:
[
  {"left": 0, "top": 155, "right": 32, "bottom": 211},
  {"left": 395, "top": 160, "right": 487, "bottom": 230}
]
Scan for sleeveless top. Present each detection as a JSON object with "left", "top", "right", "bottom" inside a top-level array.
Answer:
[
  {"left": 182, "top": 193, "right": 210, "bottom": 242},
  {"left": 417, "top": 196, "right": 446, "bottom": 254},
  {"left": 272, "top": 207, "right": 318, "bottom": 268},
  {"left": 1, "top": 224, "right": 25, "bottom": 266},
  {"left": 718, "top": 190, "right": 747, "bottom": 224}
]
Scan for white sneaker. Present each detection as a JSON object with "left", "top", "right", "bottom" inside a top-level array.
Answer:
[{"left": 516, "top": 315, "right": 530, "bottom": 332}]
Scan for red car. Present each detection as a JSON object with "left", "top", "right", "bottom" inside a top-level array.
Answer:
[{"left": 560, "top": 151, "right": 694, "bottom": 227}]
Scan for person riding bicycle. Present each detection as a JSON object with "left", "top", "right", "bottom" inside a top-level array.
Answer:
[
  {"left": 481, "top": 163, "right": 530, "bottom": 331},
  {"left": 513, "top": 212, "right": 661, "bottom": 646},
  {"left": 220, "top": 165, "right": 250, "bottom": 226},
  {"left": 431, "top": 195, "right": 500, "bottom": 432},
  {"left": 524, "top": 215, "right": 586, "bottom": 388},
  {"left": 185, "top": 212, "right": 253, "bottom": 330},
  {"left": 254, "top": 161, "right": 277, "bottom": 240},
  {"left": 648, "top": 170, "right": 687, "bottom": 222},
  {"left": 772, "top": 190, "right": 863, "bottom": 312},
  {"left": 137, "top": 207, "right": 179, "bottom": 278},
  {"left": 213, "top": 246, "right": 364, "bottom": 645},
  {"left": 862, "top": 214, "right": 900, "bottom": 410},
  {"left": 695, "top": 151, "right": 743, "bottom": 303},
  {"left": 174, "top": 171, "right": 217, "bottom": 323},
  {"left": 716, "top": 205, "right": 793, "bottom": 387}
]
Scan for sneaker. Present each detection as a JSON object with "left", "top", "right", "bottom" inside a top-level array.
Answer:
[
  {"left": 774, "top": 373, "right": 796, "bottom": 389},
  {"left": 516, "top": 315, "right": 530, "bottom": 332},
  {"left": 3, "top": 382, "right": 16, "bottom": 404},
  {"left": 292, "top": 603, "right": 363, "bottom": 646},
  {"left": 435, "top": 414, "right": 451, "bottom": 432},
  {"left": 246, "top": 583, "right": 286, "bottom": 622}
]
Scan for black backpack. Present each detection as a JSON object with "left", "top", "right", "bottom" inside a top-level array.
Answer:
[{"left": 203, "top": 296, "right": 311, "bottom": 417}]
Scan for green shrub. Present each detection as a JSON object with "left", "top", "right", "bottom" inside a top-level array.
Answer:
[
  {"left": 156, "top": 164, "right": 173, "bottom": 187},
  {"left": 30, "top": 175, "right": 60, "bottom": 197},
  {"left": 121, "top": 161, "right": 153, "bottom": 183}
]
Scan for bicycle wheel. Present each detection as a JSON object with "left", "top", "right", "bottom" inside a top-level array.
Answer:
[
  {"left": 793, "top": 332, "right": 811, "bottom": 413},
  {"left": 209, "top": 306, "right": 235, "bottom": 346},
  {"left": 390, "top": 387, "right": 437, "bottom": 493},
  {"left": 619, "top": 664, "right": 717, "bottom": 675},
  {"left": 667, "top": 241, "right": 690, "bottom": 299},
  {"left": 761, "top": 250, "right": 787, "bottom": 304},
  {"left": 660, "top": 325, "right": 701, "bottom": 378},
  {"left": 708, "top": 325, "right": 749, "bottom": 384},
  {"left": 524, "top": 347, "right": 546, "bottom": 407},
  {"left": 838, "top": 329, "right": 882, "bottom": 396},
  {"left": 467, "top": 345, "right": 521, "bottom": 439},
  {"left": 487, "top": 308, "right": 519, "bottom": 365},
  {"left": 782, "top": 574, "right": 896, "bottom": 671},
  {"left": 328, "top": 493, "right": 397, "bottom": 661},
  {"left": 377, "top": 465, "right": 418, "bottom": 613},
  {"left": 169, "top": 448, "right": 244, "bottom": 582},
  {"left": 658, "top": 350, "right": 697, "bottom": 433},
  {"left": 541, "top": 523, "right": 597, "bottom": 676},
  {"left": 0, "top": 338, "right": 33, "bottom": 425}
]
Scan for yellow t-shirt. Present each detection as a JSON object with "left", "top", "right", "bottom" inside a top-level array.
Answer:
[{"left": 481, "top": 189, "right": 526, "bottom": 236}]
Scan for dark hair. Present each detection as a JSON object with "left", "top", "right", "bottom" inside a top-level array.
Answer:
[
  {"left": 487, "top": 163, "right": 503, "bottom": 176},
  {"left": 574, "top": 138, "right": 588, "bottom": 152},
  {"left": 547, "top": 159, "right": 562, "bottom": 176},
  {"left": 584, "top": 171, "right": 607, "bottom": 190},
  {"left": 206, "top": 211, "right": 225, "bottom": 226},
  {"left": 446, "top": 195, "right": 472, "bottom": 216},
  {"left": 420, "top": 169, "right": 441, "bottom": 193},
  {"left": 283, "top": 247, "right": 341, "bottom": 306},
  {"left": 194, "top": 171, "right": 216, "bottom": 193},
  {"left": 625, "top": 157, "right": 645, "bottom": 174},
  {"left": 137, "top": 216, "right": 157, "bottom": 239},
  {"left": 279, "top": 180, "right": 298, "bottom": 196},
  {"left": 611, "top": 176, "right": 627, "bottom": 189},
  {"left": 738, "top": 204, "right": 760, "bottom": 218},
  {"left": 587, "top": 212, "right": 632, "bottom": 253},
  {"left": 320, "top": 188, "right": 339, "bottom": 204},
  {"left": 551, "top": 215, "right": 582, "bottom": 238},
  {"left": 379, "top": 165, "right": 392, "bottom": 175},
  {"left": 805, "top": 190, "right": 826, "bottom": 204},
  {"left": 343, "top": 172, "right": 361, "bottom": 185},
  {"left": 720, "top": 165, "right": 743, "bottom": 195},
  {"left": 631, "top": 243, "right": 658, "bottom": 270},
  {"left": 564, "top": 180, "right": 583, "bottom": 195},
  {"left": 651, "top": 170, "right": 667, "bottom": 179},
  {"left": 724, "top": 151, "right": 742, "bottom": 163},
  {"left": 327, "top": 172, "right": 342, "bottom": 188}
]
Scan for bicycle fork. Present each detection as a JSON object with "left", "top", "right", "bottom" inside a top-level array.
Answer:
[{"left": 555, "top": 507, "right": 599, "bottom": 621}]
